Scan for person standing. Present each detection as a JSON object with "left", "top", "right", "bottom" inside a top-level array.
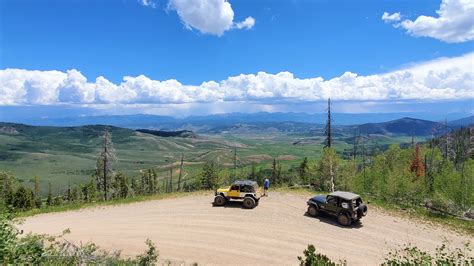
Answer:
[{"left": 263, "top": 178, "right": 270, "bottom": 196}]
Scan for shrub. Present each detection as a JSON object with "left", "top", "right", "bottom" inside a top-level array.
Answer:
[
  {"left": 383, "top": 242, "right": 473, "bottom": 265},
  {"left": 297, "top": 244, "right": 345, "bottom": 266},
  {"left": 0, "top": 214, "right": 159, "bottom": 265}
]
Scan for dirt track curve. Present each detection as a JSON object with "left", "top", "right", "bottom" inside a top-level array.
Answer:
[{"left": 21, "top": 192, "right": 472, "bottom": 265}]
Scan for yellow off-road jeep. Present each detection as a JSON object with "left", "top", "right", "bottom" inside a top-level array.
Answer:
[{"left": 214, "top": 180, "right": 261, "bottom": 209}]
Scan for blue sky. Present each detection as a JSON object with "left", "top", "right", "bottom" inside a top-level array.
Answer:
[{"left": 0, "top": 0, "right": 473, "bottom": 117}]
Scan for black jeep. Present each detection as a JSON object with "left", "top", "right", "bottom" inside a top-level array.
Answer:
[{"left": 306, "top": 191, "right": 368, "bottom": 226}]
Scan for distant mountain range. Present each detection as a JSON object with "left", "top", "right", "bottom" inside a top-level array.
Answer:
[
  {"left": 3, "top": 112, "right": 472, "bottom": 130},
  {"left": 1, "top": 115, "right": 472, "bottom": 137},
  {"left": 354, "top": 117, "right": 448, "bottom": 136}
]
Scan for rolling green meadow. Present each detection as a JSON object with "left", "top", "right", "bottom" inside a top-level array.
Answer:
[{"left": 0, "top": 122, "right": 425, "bottom": 195}]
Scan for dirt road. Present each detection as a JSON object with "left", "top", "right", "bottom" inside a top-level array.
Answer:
[{"left": 21, "top": 192, "right": 472, "bottom": 265}]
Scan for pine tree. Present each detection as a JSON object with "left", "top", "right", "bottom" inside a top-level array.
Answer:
[
  {"left": 13, "top": 185, "right": 35, "bottom": 210},
  {"left": 277, "top": 161, "right": 282, "bottom": 185},
  {"left": 33, "top": 176, "right": 42, "bottom": 208},
  {"left": 131, "top": 177, "right": 138, "bottom": 195},
  {"left": 81, "top": 177, "right": 96, "bottom": 202},
  {"left": 152, "top": 169, "right": 158, "bottom": 194},
  {"left": 147, "top": 169, "right": 154, "bottom": 194},
  {"left": 114, "top": 172, "right": 129, "bottom": 199},
  {"left": 200, "top": 161, "right": 218, "bottom": 190},
  {"left": 71, "top": 186, "right": 79, "bottom": 202},
  {"left": 46, "top": 182, "right": 53, "bottom": 206},
  {"left": 410, "top": 144, "right": 425, "bottom": 178},
  {"left": 0, "top": 172, "right": 14, "bottom": 207},
  {"left": 169, "top": 167, "right": 173, "bottom": 193},
  {"left": 140, "top": 170, "right": 146, "bottom": 194},
  {"left": 66, "top": 183, "right": 72, "bottom": 202},
  {"left": 177, "top": 155, "right": 184, "bottom": 191},
  {"left": 298, "top": 157, "right": 309, "bottom": 181},
  {"left": 271, "top": 158, "right": 277, "bottom": 184}
]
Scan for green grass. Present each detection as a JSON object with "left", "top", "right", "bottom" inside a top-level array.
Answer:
[{"left": 366, "top": 197, "right": 474, "bottom": 236}]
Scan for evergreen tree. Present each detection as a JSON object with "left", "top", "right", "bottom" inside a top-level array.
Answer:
[
  {"left": 114, "top": 172, "right": 129, "bottom": 199},
  {"left": 147, "top": 169, "right": 154, "bottom": 194},
  {"left": 277, "top": 161, "right": 282, "bottom": 185},
  {"left": 177, "top": 155, "right": 184, "bottom": 191},
  {"left": 200, "top": 161, "right": 219, "bottom": 190},
  {"left": 46, "top": 182, "right": 53, "bottom": 206},
  {"left": 33, "top": 176, "right": 41, "bottom": 208},
  {"left": 81, "top": 177, "right": 96, "bottom": 202},
  {"left": 13, "top": 185, "right": 34, "bottom": 210},
  {"left": 271, "top": 158, "right": 277, "bottom": 184},
  {"left": 131, "top": 178, "right": 138, "bottom": 195},
  {"left": 168, "top": 167, "right": 173, "bottom": 193},
  {"left": 70, "top": 186, "right": 79, "bottom": 202},
  {"left": 298, "top": 157, "right": 309, "bottom": 182},
  {"left": 66, "top": 183, "right": 72, "bottom": 202},
  {"left": 0, "top": 172, "right": 15, "bottom": 207},
  {"left": 141, "top": 170, "right": 146, "bottom": 194},
  {"left": 152, "top": 169, "right": 158, "bottom": 193}
]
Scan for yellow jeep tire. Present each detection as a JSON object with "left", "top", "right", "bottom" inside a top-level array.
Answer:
[
  {"left": 214, "top": 195, "right": 226, "bottom": 206},
  {"left": 243, "top": 197, "right": 256, "bottom": 209}
]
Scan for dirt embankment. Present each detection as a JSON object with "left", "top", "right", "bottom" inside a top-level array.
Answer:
[{"left": 21, "top": 192, "right": 472, "bottom": 265}]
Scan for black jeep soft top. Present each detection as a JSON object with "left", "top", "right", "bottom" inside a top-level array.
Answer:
[
  {"left": 232, "top": 180, "right": 259, "bottom": 192},
  {"left": 307, "top": 191, "right": 368, "bottom": 226}
]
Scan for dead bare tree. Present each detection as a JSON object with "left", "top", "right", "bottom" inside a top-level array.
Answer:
[
  {"left": 324, "top": 98, "right": 332, "bottom": 148},
  {"left": 96, "top": 129, "right": 116, "bottom": 201}
]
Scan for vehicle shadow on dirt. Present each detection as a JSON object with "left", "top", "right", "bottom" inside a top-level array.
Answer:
[
  {"left": 303, "top": 212, "right": 364, "bottom": 229},
  {"left": 211, "top": 201, "right": 258, "bottom": 209}
]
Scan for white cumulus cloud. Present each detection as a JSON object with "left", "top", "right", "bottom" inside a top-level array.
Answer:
[
  {"left": 168, "top": 0, "right": 255, "bottom": 36},
  {"left": 382, "top": 12, "right": 401, "bottom": 23},
  {"left": 383, "top": 0, "right": 474, "bottom": 43},
  {"left": 235, "top": 16, "right": 255, "bottom": 30},
  {"left": 0, "top": 53, "right": 473, "bottom": 106}
]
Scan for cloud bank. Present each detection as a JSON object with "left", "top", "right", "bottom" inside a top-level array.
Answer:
[
  {"left": 383, "top": 0, "right": 474, "bottom": 43},
  {"left": 0, "top": 53, "right": 473, "bottom": 106},
  {"left": 167, "top": 0, "right": 255, "bottom": 36}
]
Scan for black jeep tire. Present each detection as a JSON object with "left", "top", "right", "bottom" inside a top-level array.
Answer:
[
  {"left": 243, "top": 197, "right": 256, "bottom": 209},
  {"left": 214, "top": 195, "right": 226, "bottom": 206},
  {"left": 357, "top": 204, "right": 368, "bottom": 217},
  {"left": 337, "top": 213, "right": 352, "bottom": 226},
  {"left": 307, "top": 205, "right": 319, "bottom": 217}
]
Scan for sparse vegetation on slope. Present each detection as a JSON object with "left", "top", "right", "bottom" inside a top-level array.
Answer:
[{"left": 0, "top": 212, "right": 158, "bottom": 265}]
